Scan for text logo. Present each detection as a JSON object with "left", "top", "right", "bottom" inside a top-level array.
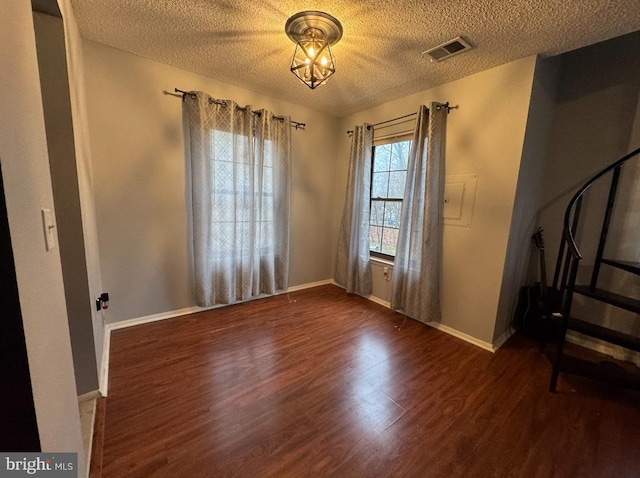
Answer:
[{"left": 0, "top": 454, "right": 77, "bottom": 477}]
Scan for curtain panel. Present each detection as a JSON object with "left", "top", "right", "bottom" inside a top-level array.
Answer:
[
  {"left": 391, "top": 103, "right": 447, "bottom": 323},
  {"left": 183, "top": 92, "right": 291, "bottom": 306},
  {"left": 335, "top": 124, "right": 374, "bottom": 296}
]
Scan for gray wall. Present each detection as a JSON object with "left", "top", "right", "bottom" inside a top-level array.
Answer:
[
  {"left": 537, "top": 31, "right": 640, "bottom": 272},
  {"left": 493, "top": 56, "right": 559, "bottom": 341},
  {"left": 82, "top": 41, "right": 341, "bottom": 324},
  {"left": 33, "top": 12, "right": 99, "bottom": 395},
  {"left": 334, "top": 56, "right": 539, "bottom": 346},
  {"left": 535, "top": 31, "right": 640, "bottom": 363}
]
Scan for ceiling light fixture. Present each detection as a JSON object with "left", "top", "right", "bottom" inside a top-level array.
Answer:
[{"left": 285, "top": 11, "right": 343, "bottom": 89}]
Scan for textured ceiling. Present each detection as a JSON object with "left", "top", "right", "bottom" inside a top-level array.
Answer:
[{"left": 70, "top": 0, "right": 640, "bottom": 117}]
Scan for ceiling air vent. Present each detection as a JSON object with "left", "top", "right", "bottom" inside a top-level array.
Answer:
[{"left": 422, "top": 37, "right": 472, "bottom": 62}]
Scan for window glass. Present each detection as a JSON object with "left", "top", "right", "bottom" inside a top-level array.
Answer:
[
  {"left": 369, "top": 138, "right": 411, "bottom": 258},
  {"left": 209, "top": 131, "right": 276, "bottom": 258}
]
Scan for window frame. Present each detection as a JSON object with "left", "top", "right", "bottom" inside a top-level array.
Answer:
[{"left": 369, "top": 134, "right": 412, "bottom": 261}]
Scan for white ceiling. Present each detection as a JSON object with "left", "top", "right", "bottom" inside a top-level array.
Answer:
[{"left": 70, "top": 0, "right": 640, "bottom": 117}]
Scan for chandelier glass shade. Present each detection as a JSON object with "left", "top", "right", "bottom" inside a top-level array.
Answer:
[{"left": 285, "top": 11, "right": 343, "bottom": 90}]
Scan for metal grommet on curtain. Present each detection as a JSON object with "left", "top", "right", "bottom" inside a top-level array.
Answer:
[{"left": 174, "top": 88, "right": 304, "bottom": 129}]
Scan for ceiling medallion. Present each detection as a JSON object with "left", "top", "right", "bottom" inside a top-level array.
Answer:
[{"left": 285, "top": 11, "right": 343, "bottom": 89}]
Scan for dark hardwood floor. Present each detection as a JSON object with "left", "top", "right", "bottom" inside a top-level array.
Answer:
[{"left": 102, "top": 285, "right": 640, "bottom": 477}]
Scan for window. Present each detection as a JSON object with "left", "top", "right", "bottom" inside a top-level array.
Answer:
[
  {"left": 209, "top": 130, "right": 276, "bottom": 259},
  {"left": 369, "top": 138, "right": 411, "bottom": 258}
]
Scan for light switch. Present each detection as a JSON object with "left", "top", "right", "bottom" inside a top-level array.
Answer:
[{"left": 41, "top": 209, "right": 56, "bottom": 251}]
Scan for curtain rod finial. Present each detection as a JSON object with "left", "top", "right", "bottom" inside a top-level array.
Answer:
[{"left": 436, "top": 102, "right": 459, "bottom": 113}]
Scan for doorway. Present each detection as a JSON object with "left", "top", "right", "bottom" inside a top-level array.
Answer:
[{"left": 0, "top": 163, "right": 40, "bottom": 451}]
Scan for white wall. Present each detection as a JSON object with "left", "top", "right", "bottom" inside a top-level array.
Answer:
[
  {"left": 82, "top": 40, "right": 341, "bottom": 323},
  {"left": 333, "top": 56, "right": 539, "bottom": 344},
  {"left": 0, "top": 0, "right": 84, "bottom": 464}
]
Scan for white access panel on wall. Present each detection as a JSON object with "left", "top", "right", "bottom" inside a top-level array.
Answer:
[{"left": 443, "top": 174, "right": 478, "bottom": 227}]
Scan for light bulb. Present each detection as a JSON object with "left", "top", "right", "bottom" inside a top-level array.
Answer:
[
  {"left": 308, "top": 46, "right": 315, "bottom": 58},
  {"left": 320, "top": 56, "right": 328, "bottom": 66}
]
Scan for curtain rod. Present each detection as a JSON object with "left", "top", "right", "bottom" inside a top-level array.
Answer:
[
  {"left": 374, "top": 129, "right": 415, "bottom": 143},
  {"left": 346, "top": 102, "right": 458, "bottom": 135},
  {"left": 174, "top": 88, "right": 306, "bottom": 130}
]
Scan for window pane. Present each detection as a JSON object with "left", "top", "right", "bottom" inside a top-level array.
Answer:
[
  {"left": 370, "top": 200, "right": 384, "bottom": 226},
  {"left": 388, "top": 171, "right": 406, "bottom": 199},
  {"left": 260, "top": 195, "right": 273, "bottom": 222},
  {"left": 373, "top": 144, "right": 391, "bottom": 172},
  {"left": 212, "top": 192, "right": 234, "bottom": 222},
  {"left": 214, "top": 161, "right": 233, "bottom": 192},
  {"left": 207, "top": 129, "right": 280, "bottom": 259},
  {"left": 383, "top": 201, "right": 402, "bottom": 228},
  {"left": 239, "top": 198, "right": 251, "bottom": 222},
  {"left": 258, "top": 221, "right": 274, "bottom": 251},
  {"left": 262, "top": 166, "right": 273, "bottom": 194},
  {"left": 214, "top": 221, "right": 235, "bottom": 259},
  {"left": 381, "top": 227, "right": 399, "bottom": 256},
  {"left": 263, "top": 139, "right": 274, "bottom": 167},
  {"left": 372, "top": 172, "right": 389, "bottom": 198},
  {"left": 232, "top": 162, "right": 249, "bottom": 199},
  {"left": 390, "top": 140, "right": 411, "bottom": 170},
  {"left": 369, "top": 225, "right": 382, "bottom": 253},
  {"left": 369, "top": 137, "right": 410, "bottom": 257},
  {"left": 212, "top": 131, "right": 233, "bottom": 160},
  {"left": 234, "top": 135, "right": 249, "bottom": 164}
]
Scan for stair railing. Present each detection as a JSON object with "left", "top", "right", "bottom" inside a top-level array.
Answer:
[
  {"left": 549, "top": 146, "right": 640, "bottom": 391},
  {"left": 552, "top": 146, "right": 640, "bottom": 297}
]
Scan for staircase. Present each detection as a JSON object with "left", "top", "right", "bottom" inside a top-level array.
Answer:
[{"left": 549, "top": 146, "right": 640, "bottom": 392}]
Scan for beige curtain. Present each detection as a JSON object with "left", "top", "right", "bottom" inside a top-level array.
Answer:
[
  {"left": 335, "top": 124, "right": 373, "bottom": 296},
  {"left": 184, "top": 92, "right": 291, "bottom": 306},
  {"left": 390, "top": 104, "right": 447, "bottom": 323}
]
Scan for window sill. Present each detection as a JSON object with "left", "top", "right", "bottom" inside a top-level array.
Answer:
[{"left": 370, "top": 256, "right": 394, "bottom": 267}]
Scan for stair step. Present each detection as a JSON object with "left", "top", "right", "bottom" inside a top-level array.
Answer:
[
  {"left": 573, "top": 286, "right": 640, "bottom": 314},
  {"left": 559, "top": 354, "right": 640, "bottom": 391},
  {"left": 601, "top": 258, "right": 640, "bottom": 276},
  {"left": 568, "top": 318, "right": 640, "bottom": 352}
]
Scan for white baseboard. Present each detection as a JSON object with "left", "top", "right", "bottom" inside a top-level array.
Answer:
[
  {"left": 108, "top": 305, "right": 205, "bottom": 331},
  {"left": 426, "top": 321, "right": 496, "bottom": 352},
  {"left": 331, "top": 282, "right": 393, "bottom": 309},
  {"left": 491, "top": 327, "right": 516, "bottom": 352},
  {"left": 362, "top": 293, "right": 500, "bottom": 353},
  {"left": 367, "top": 295, "right": 391, "bottom": 308},
  {"left": 99, "top": 326, "right": 110, "bottom": 397},
  {"left": 78, "top": 390, "right": 101, "bottom": 402},
  {"left": 286, "top": 279, "right": 334, "bottom": 292}
]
